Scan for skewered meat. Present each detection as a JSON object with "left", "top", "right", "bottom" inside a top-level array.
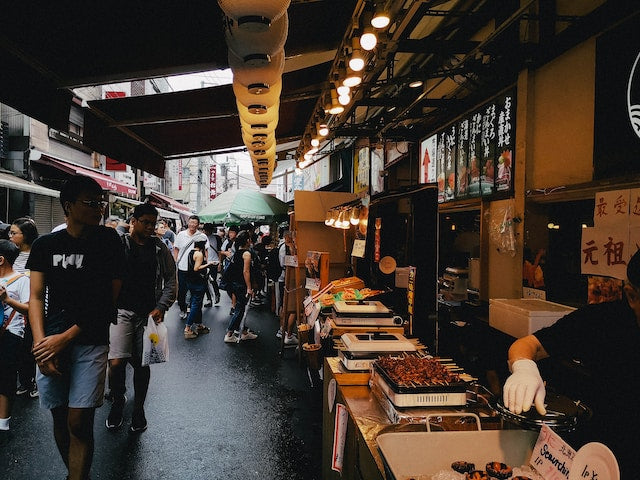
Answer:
[
  {"left": 486, "top": 461, "right": 513, "bottom": 478},
  {"left": 376, "top": 355, "right": 461, "bottom": 386}
]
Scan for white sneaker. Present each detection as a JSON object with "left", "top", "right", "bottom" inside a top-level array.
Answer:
[
  {"left": 240, "top": 330, "right": 258, "bottom": 341},
  {"left": 224, "top": 332, "right": 238, "bottom": 343},
  {"left": 284, "top": 333, "right": 298, "bottom": 345},
  {"left": 275, "top": 328, "right": 283, "bottom": 338}
]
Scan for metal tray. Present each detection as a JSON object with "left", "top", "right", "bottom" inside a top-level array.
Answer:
[{"left": 377, "top": 429, "right": 538, "bottom": 480}]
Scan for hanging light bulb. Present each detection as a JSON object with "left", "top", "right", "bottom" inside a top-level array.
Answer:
[
  {"left": 350, "top": 206, "right": 360, "bottom": 225},
  {"left": 336, "top": 84, "right": 350, "bottom": 96},
  {"left": 338, "top": 93, "right": 351, "bottom": 106},
  {"left": 360, "top": 21, "right": 377, "bottom": 51},
  {"left": 310, "top": 137, "right": 320, "bottom": 147},
  {"left": 325, "top": 210, "right": 335, "bottom": 226},
  {"left": 343, "top": 67, "right": 362, "bottom": 88},
  {"left": 325, "top": 89, "right": 344, "bottom": 115},
  {"left": 348, "top": 37, "right": 365, "bottom": 72},
  {"left": 317, "top": 122, "right": 329, "bottom": 137},
  {"left": 371, "top": 3, "right": 390, "bottom": 29}
]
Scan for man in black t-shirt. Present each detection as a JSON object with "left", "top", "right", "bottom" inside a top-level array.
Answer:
[
  {"left": 503, "top": 249, "right": 640, "bottom": 478},
  {"left": 106, "top": 203, "right": 176, "bottom": 433},
  {"left": 28, "top": 175, "right": 125, "bottom": 480}
]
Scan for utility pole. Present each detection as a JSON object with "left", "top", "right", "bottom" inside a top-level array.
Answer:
[{"left": 196, "top": 156, "right": 203, "bottom": 211}]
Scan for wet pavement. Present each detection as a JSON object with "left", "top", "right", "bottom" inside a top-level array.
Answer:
[{"left": 1, "top": 295, "right": 323, "bottom": 480}]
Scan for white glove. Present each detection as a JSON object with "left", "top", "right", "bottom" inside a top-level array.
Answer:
[{"left": 503, "top": 359, "right": 547, "bottom": 415}]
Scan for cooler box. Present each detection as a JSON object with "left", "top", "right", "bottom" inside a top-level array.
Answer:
[{"left": 489, "top": 298, "right": 576, "bottom": 338}]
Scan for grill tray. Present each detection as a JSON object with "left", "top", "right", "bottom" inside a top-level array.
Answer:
[{"left": 372, "top": 356, "right": 469, "bottom": 394}]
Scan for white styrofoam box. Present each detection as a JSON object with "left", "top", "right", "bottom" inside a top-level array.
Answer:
[{"left": 489, "top": 298, "right": 576, "bottom": 338}]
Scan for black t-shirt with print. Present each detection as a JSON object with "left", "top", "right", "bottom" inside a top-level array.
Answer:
[{"left": 27, "top": 225, "right": 125, "bottom": 345}]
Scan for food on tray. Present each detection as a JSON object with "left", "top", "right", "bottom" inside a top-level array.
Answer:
[
  {"left": 451, "top": 460, "right": 475, "bottom": 473},
  {"left": 320, "top": 293, "right": 335, "bottom": 306},
  {"left": 376, "top": 355, "right": 461, "bottom": 386},
  {"left": 466, "top": 471, "right": 489, "bottom": 480},
  {"left": 486, "top": 462, "right": 513, "bottom": 478}
]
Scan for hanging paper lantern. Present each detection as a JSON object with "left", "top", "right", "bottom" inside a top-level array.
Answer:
[
  {"left": 225, "top": 12, "right": 288, "bottom": 66},
  {"left": 233, "top": 79, "right": 282, "bottom": 109},
  {"left": 250, "top": 144, "right": 277, "bottom": 161},
  {"left": 239, "top": 117, "right": 278, "bottom": 135},
  {"left": 237, "top": 100, "right": 279, "bottom": 126},
  {"left": 242, "top": 130, "right": 276, "bottom": 150},
  {"left": 229, "top": 49, "right": 285, "bottom": 94},
  {"left": 218, "top": 0, "right": 290, "bottom": 32}
]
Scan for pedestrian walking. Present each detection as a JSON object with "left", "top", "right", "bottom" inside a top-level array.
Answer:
[
  {"left": 28, "top": 174, "right": 125, "bottom": 480},
  {"left": 0, "top": 240, "right": 30, "bottom": 447},
  {"left": 173, "top": 215, "right": 208, "bottom": 319},
  {"left": 184, "top": 238, "right": 214, "bottom": 339},
  {"left": 9, "top": 217, "right": 40, "bottom": 398},
  {"left": 106, "top": 203, "right": 177, "bottom": 433}
]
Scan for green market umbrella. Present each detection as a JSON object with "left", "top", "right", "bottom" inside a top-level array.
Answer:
[{"left": 197, "top": 189, "right": 289, "bottom": 225}]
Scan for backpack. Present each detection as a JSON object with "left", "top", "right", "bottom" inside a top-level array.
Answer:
[{"left": 266, "top": 243, "right": 284, "bottom": 281}]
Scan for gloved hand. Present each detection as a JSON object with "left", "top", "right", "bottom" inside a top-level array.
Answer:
[{"left": 503, "top": 359, "right": 547, "bottom": 415}]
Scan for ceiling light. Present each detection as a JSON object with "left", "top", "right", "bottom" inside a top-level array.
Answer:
[
  {"left": 409, "top": 79, "right": 423, "bottom": 88},
  {"left": 310, "top": 138, "right": 320, "bottom": 147},
  {"left": 325, "top": 89, "right": 345, "bottom": 115},
  {"left": 343, "top": 68, "right": 362, "bottom": 87},
  {"left": 371, "top": 3, "right": 390, "bottom": 29},
  {"left": 336, "top": 84, "right": 350, "bottom": 96},
  {"left": 338, "top": 93, "right": 351, "bottom": 106},
  {"left": 360, "top": 25, "right": 377, "bottom": 51},
  {"left": 317, "top": 122, "right": 329, "bottom": 136},
  {"left": 349, "top": 37, "right": 365, "bottom": 72}
]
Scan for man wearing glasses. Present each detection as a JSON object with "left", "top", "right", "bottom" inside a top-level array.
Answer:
[
  {"left": 174, "top": 215, "right": 208, "bottom": 319},
  {"left": 27, "top": 175, "right": 125, "bottom": 480},
  {"left": 106, "top": 203, "right": 176, "bottom": 433}
]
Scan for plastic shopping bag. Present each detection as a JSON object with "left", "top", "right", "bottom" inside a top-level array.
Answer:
[{"left": 141, "top": 316, "right": 169, "bottom": 366}]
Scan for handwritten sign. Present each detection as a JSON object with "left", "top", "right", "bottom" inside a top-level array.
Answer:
[
  {"left": 351, "top": 238, "right": 366, "bottom": 258},
  {"left": 331, "top": 403, "right": 349, "bottom": 474},
  {"left": 593, "top": 190, "right": 630, "bottom": 227},
  {"left": 530, "top": 424, "right": 576, "bottom": 480},
  {"left": 581, "top": 226, "right": 630, "bottom": 279}
]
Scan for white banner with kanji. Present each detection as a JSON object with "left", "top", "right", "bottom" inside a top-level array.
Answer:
[
  {"left": 593, "top": 190, "right": 629, "bottom": 227},
  {"left": 629, "top": 188, "right": 640, "bottom": 226},
  {"left": 581, "top": 226, "right": 630, "bottom": 279}
]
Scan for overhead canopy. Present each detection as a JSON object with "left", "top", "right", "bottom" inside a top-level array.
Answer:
[{"left": 197, "top": 189, "right": 289, "bottom": 224}]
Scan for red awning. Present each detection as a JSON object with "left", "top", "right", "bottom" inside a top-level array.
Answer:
[
  {"left": 34, "top": 155, "right": 138, "bottom": 196},
  {"left": 148, "top": 190, "right": 193, "bottom": 215}
]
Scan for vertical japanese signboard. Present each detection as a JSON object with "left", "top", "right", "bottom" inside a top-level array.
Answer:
[
  {"left": 354, "top": 145, "right": 370, "bottom": 195},
  {"left": 436, "top": 131, "right": 447, "bottom": 203},
  {"left": 468, "top": 111, "right": 483, "bottom": 197},
  {"left": 209, "top": 165, "right": 217, "bottom": 200},
  {"left": 495, "top": 94, "right": 514, "bottom": 192},
  {"left": 419, "top": 134, "right": 438, "bottom": 184},
  {"left": 456, "top": 119, "right": 469, "bottom": 198},
  {"left": 444, "top": 125, "right": 456, "bottom": 202},
  {"left": 481, "top": 103, "right": 496, "bottom": 196}
]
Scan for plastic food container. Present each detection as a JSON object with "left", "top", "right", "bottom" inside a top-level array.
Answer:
[{"left": 489, "top": 298, "right": 575, "bottom": 338}]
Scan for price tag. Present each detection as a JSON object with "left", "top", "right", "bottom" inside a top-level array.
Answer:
[
  {"left": 351, "top": 239, "right": 366, "bottom": 258},
  {"left": 530, "top": 424, "right": 576, "bottom": 479},
  {"left": 284, "top": 254, "right": 298, "bottom": 267}
]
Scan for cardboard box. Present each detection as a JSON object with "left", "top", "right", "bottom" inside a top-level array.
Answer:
[{"left": 489, "top": 298, "right": 576, "bottom": 338}]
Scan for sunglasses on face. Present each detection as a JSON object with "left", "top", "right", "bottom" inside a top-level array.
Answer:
[{"left": 79, "top": 200, "right": 108, "bottom": 209}]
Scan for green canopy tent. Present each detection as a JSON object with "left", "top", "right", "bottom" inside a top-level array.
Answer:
[{"left": 197, "top": 189, "right": 289, "bottom": 225}]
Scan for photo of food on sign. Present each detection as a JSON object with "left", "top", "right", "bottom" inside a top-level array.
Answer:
[{"left": 587, "top": 275, "right": 622, "bottom": 304}]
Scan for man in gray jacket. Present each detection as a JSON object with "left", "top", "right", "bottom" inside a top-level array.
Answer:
[{"left": 106, "top": 203, "right": 177, "bottom": 433}]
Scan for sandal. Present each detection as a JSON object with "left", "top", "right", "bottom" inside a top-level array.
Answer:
[
  {"left": 184, "top": 328, "right": 198, "bottom": 339},
  {"left": 196, "top": 325, "right": 210, "bottom": 334}
]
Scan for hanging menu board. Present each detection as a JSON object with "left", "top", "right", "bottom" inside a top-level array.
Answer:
[
  {"left": 425, "top": 88, "right": 516, "bottom": 203},
  {"left": 456, "top": 119, "right": 470, "bottom": 198}
]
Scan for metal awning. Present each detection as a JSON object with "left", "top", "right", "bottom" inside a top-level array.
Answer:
[
  {"left": 110, "top": 194, "right": 180, "bottom": 220},
  {"left": 32, "top": 155, "right": 138, "bottom": 196},
  {"left": 0, "top": 171, "right": 60, "bottom": 197}
]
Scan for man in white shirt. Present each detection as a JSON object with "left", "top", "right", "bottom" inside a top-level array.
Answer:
[{"left": 173, "top": 215, "right": 208, "bottom": 319}]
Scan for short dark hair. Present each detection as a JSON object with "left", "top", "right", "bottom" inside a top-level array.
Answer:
[
  {"left": 0, "top": 239, "right": 20, "bottom": 265},
  {"left": 60, "top": 175, "right": 103, "bottom": 214},
  {"left": 12, "top": 217, "right": 39, "bottom": 246},
  {"left": 235, "top": 230, "right": 251, "bottom": 248},
  {"left": 628, "top": 249, "right": 640, "bottom": 287},
  {"left": 188, "top": 215, "right": 200, "bottom": 223},
  {"left": 203, "top": 223, "right": 215, "bottom": 233},
  {"left": 228, "top": 225, "right": 240, "bottom": 233},
  {"left": 132, "top": 203, "right": 159, "bottom": 219},
  {"left": 194, "top": 239, "right": 207, "bottom": 250}
]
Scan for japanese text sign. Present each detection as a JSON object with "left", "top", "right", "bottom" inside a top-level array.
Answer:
[
  {"left": 531, "top": 424, "right": 576, "bottom": 480},
  {"left": 581, "top": 226, "right": 630, "bottom": 279},
  {"left": 593, "top": 189, "right": 630, "bottom": 227}
]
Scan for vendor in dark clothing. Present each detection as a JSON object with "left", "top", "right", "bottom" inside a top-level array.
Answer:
[{"left": 503, "top": 249, "right": 640, "bottom": 478}]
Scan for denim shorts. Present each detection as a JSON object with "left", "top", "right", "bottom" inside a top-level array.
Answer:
[
  {"left": 108, "top": 309, "right": 145, "bottom": 362},
  {"left": 36, "top": 344, "right": 109, "bottom": 410}
]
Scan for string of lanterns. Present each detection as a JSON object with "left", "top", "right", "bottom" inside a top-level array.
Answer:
[{"left": 218, "top": 0, "right": 291, "bottom": 188}]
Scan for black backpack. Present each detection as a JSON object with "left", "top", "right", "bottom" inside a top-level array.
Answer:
[{"left": 266, "top": 243, "right": 284, "bottom": 281}]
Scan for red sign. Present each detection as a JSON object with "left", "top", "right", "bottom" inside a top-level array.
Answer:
[
  {"left": 210, "top": 165, "right": 217, "bottom": 199},
  {"left": 178, "top": 159, "right": 183, "bottom": 191},
  {"left": 374, "top": 217, "right": 382, "bottom": 262},
  {"left": 104, "top": 91, "right": 126, "bottom": 99},
  {"left": 105, "top": 156, "right": 127, "bottom": 171}
]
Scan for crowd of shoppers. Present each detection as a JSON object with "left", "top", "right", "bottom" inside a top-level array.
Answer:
[{"left": 1, "top": 174, "right": 292, "bottom": 479}]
